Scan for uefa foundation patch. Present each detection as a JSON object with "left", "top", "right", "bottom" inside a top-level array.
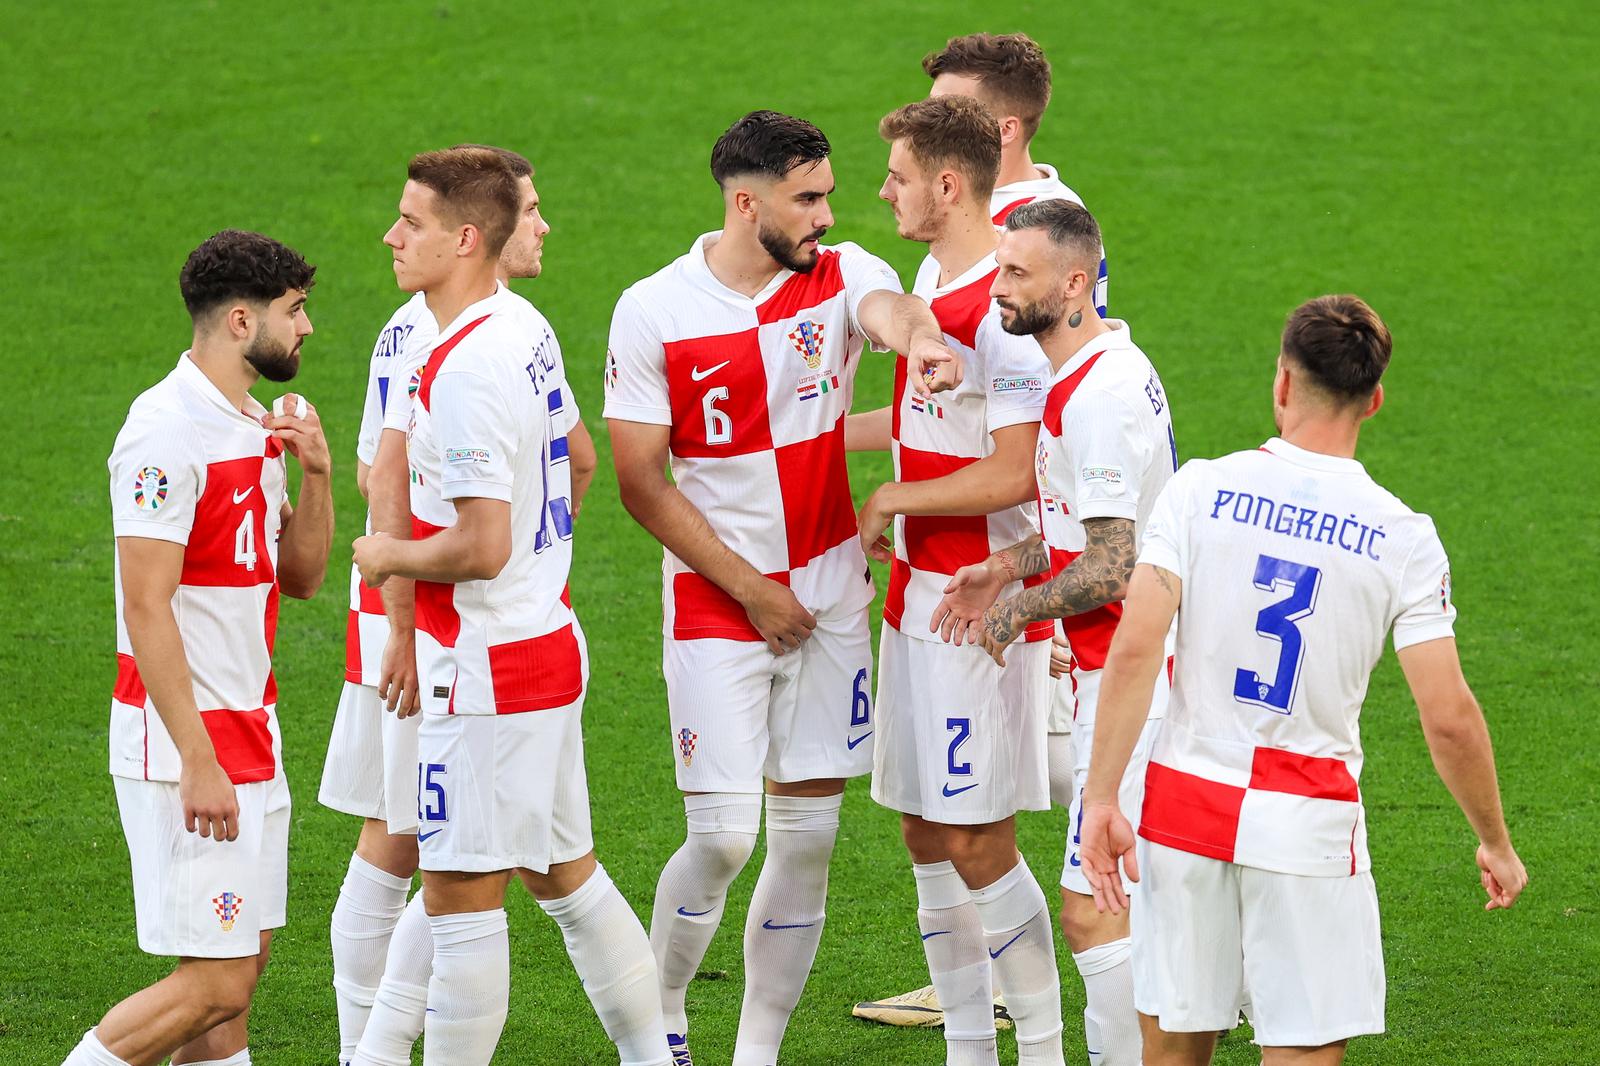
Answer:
[{"left": 132, "top": 466, "right": 168, "bottom": 511}]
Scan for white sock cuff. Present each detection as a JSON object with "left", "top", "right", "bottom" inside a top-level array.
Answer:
[
  {"left": 970, "top": 860, "right": 1047, "bottom": 934},
  {"left": 912, "top": 860, "right": 970, "bottom": 911},
  {"left": 536, "top": 863, "right": 614, "bottom": 924},
  {"left": 347, "top": 852, "right": 413, "bottom": 894},
  {"left": 763, "top": 792, "right": 841, "bottom": 832},
  {"left": 69, "top": 1029, "right": 131, "bottom": 1066},
  {"left": 181, "top": 1051, "right": 251, "bottom": 1066},
  {"left": 684, "top": 792, "right": 762, "bottom": 834},
  {"left": 1071, "top": 935, "right": 1131, "bottom": 977},
  {"left": 427, "top": 907, "right": 507, "bottom": 946}
]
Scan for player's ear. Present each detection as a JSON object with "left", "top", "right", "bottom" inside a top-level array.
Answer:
[
  {"left": 1362, "top": 383, "right": 1384, "bottom": 420},
  {"left": 998, "top": 115, "right": 1022, "bottom": 148},
  {"left": 731, "top": 187, "right": 758, "bottom": 223},
  {"left": 940, "top": 168, "right": 960, "bottom": 204},
  {"left": 1273, "top": 358, "right": 1292, "bottom": 409},
  {"left": 225, "top": 304, "right": 253, "bottom": 342}
]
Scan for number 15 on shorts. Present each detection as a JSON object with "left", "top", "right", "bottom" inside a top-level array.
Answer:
[{"left": 418, "top": 763, "right": 448, "bottom": 835}]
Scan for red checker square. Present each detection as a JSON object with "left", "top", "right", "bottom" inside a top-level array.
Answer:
[
  {"left": 774, "top": 421, "right": 856, "bottom": 571},
  {"left": 664, "top": 330, "right": 772, "bottom": 459}
]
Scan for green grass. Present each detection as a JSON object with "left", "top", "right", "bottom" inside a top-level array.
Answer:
[{"left": 2, "top": 1, "right": 1596, "bottom": 1062}]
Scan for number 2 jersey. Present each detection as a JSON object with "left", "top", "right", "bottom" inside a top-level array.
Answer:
[
  {"left": 408, "top": 283, "right": 584, "bottom": 717},
  {"left": 107, "top": 354, "right": 288, "bottom": 784},
  {"left": 1136, "top": 437, "right": 1457, "bottom": 876}
]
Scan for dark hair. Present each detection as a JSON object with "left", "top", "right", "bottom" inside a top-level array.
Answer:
[
  {"left": 451, "top": 143, "right": 534, "bottom": 179},
  {"left": 710, "top": 110, "right": 831, "bottom": 187},
  {"left": 1004, "top": 198, "right": 1101, "bottom": 273},
  {"left": 407, "top": 146, "right": 522, "bottom": 257},
  {"left": 879, "top": 96, "right": 1002, "bottom": 202},
  {"left": 922, "top": 32, "right": 1052, "bottom": 140},
  {"left": 1281, "top": 295, "right": 1393, "bottom": 403},
  {"left": 179, "top": 230, "right": 315, "bottom": 320}
]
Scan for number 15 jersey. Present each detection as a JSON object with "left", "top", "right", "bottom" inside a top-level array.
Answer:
[{"left": 1135, "top": 437, "right": 1457, "bottom": 877}]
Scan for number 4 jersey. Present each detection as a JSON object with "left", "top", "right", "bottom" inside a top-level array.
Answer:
[
  {"left": 1136, "top": 437, "right": 1457, "bottom": 876},
  {"left": 408, "top": 283, "right": 585, "bottom": 718}
]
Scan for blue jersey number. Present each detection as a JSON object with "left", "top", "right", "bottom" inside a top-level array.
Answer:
[
  {"left": 946, "top": 717, "right": 973, "bottom": 776},
  {"left": 1232, "top": 554, "right": 1322, "bottom": 715},
  {"left": 533, "top": 387, "right": 575, "bottom": 553}
]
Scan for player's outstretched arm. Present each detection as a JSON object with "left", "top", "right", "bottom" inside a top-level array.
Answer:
[
  {"left": 844, "top": 406, "right": 892, "bottom": 452},
  {"left": 856, "top": 290, "right": 962, "bottom": 396},
  {"left": 568, "top": 421, "right": 598, "bottom": 518},
  {"left": 931, "top": 533, "right": 1050, "bottom": 645},
  {"left": 1399, "top": 637, "right": 1528, "bottom": 910},
  {"left": 117, "top": 537, "right": 240, "bottom": 842},
  {"left": 976, "top": 516, "right": 1136, "bottom": 665},
  {"left": 1079, "top": 563, "right": 1183, "bottom": 913},
  {"left": 270, "top": 395, "right": 333, "bottom": 599},
  {"left": 368, "top": 427, "right": 419, "bottom": 716},
  {"left": 610, "top": 418, "right": 815, "bottom": 655},
  {"left": 356, "top": 496, "right": 512, "bottom": 586}
]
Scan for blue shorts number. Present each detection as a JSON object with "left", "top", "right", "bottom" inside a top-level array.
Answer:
[
  {"left": 946, "top": 717, "right": 973, "bottom": 776},
  {"left": 850, "top": 668, "right": 871, "bottom": 727},
  {"left": 418, "top": 763, "right": 448, "bottom": 823},
  {"left": 1232, "top": 554, "right": 1322, "bottom": 715}
]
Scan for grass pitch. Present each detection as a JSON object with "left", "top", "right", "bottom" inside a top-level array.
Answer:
[{"left": 2, "top": 2, "right": 1596, "bottom": 1062}]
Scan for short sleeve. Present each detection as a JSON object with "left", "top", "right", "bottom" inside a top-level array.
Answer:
[
  {"left": 836, "top": 242, "right": 903, "bottom": 339},
  {"left": 601, "top": 290, "right": 672, "bottom": 426},
  {"left": 1065, "top": 390, "right": 1153, "bottom": 521},
  {"left": 978, "top": 316, "right": 1049, "bottom": 433},
  {"left": 432, "top": 369, "right": 517, "bottom": 503},
  {"left": 1392, "top": 519, "right": 1457, "bottom": 651},
  {"left": 1136, "top": 462, "right": 1198, "bottom": 580},
  {"left": 382, "top": 320, "right": 439, "bottom": 435},
  {"left": 557, "top": 388, "right": 582, "bottom": 435},
  {"left": 108, "top": 408, "right": 205, "bottom": 545},
  {"left": 355, "top": 354, "right": 386, "bottom": 465}
]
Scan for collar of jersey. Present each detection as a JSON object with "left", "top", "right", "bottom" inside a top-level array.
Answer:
[
  {"left": 1260, "top": 436, "right": 1367, "bottom": 474},
  {"left": 435, "top": 281, "right": 508, "bottom": 341},
  {"left": 689, "top": 230, "right": 799, "bottom": 306},
  {"left": 924, "top": 249, "right": 998, "bottom": 298},
  {"left": 174, "top": 351, "right": 268, "bottom": 423},
  {"left": 994, "top": 161, "right": 1073, "bottom": 201},
  {"left": 1052, "top": 318, "right": 1133, "bottom": 383}
]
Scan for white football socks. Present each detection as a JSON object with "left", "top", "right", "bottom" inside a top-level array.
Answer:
[
  {"left": 732, "top": 793, "right": 841, "bottom": 1066},
  {"left": 330, "top": 854, "right": 411, "bottom": 1061},
  {"left": 914, "top": 861, "right": 998, "bottom": 1066},
  {"left": 422, "top": 908, "right": 509, "bottom": 1066},
  {"left": 538, "top": 863, "right": 671, "bottom": 1066},
  {"left": 970, "top": 861, "right": 1065, "bottom": 1066},
  {"left": 352, "top": 891, "right": 433, "bottom": 1066},
  {"left": 1072, "top": 937, "right": 1140, "bottom": 1066},
  {"left": 61, "top": 1030, "right": 131, "bottom": 1066},
  {"left": 649, "top": 793, "right": 761, "bottom": 1035},
  {"left": 179, "top": 1052, "right": 251, "bottom": 1066}
]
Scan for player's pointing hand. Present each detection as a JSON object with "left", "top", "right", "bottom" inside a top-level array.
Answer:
[
  {"left": 179, "top": 754, "right": 240, "bottom": 843},
  {"left": 904, "top": 334, "right": 963, "bottom": 398},
  {"left": 264, "top": 393, "right": 331, "bottom": 476}
]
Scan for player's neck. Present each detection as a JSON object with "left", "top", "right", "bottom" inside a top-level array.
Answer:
[
  {"left": 929, "top": 208, "right": 999, "bottom": 287},
  {"left": 996, "top": 145, "right": 1045, "bottom": 191},
  {"left": 704, "top": 227, "right": 785, "bottom": 298},
  {"left": 1037, "top": 306, "right": 1112, "bottom": 372},
  {"left": 187, "top": 339, "right": 257, "bottom": 412},
  {"left": 1278, "top": 411, "right": 1362, "bottom": 459},
  {"left": 424, "top": 264, "right": 499, "bottom": 333}
]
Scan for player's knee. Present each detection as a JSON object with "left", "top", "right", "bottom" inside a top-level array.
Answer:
[
  {"left": 193, "top": 956, "right": 262, "bottom": 1021},
  {"left": 899, "top": 815, "right": 946, "bottom": 864},
  {"left": 683, "top": 793, "right": 761, "bottom": 882},
  {"left": 1058, "top": 889, "right": 1119, "bottom": 952}
]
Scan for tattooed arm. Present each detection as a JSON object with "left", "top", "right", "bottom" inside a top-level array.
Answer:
[
  {"left": 930, "top": 532, "right": 1051, "bottom": 644},
  {"left": 976, "top": 517, "right": 1137, "bottom": 665}
]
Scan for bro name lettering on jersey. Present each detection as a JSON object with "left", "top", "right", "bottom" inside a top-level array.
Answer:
[{"left": 1208, "top": 488, "right": 1389, "bottom": 561}]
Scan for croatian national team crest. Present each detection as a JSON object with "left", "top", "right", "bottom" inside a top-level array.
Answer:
[
  {"left": 132, "top": 466, "right": 168, "bottom": 511},
  {"left": 677, "top": 727, "right": 698, "bottom": 767},
  {"left": 787, "top": 321, "right": 826, "bottom": 369},
  {"left": 212, "top": 891, "right": 243, "bottom": 932}
]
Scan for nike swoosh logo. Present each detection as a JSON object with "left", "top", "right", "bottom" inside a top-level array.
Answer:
[
  {"left": 232, "top": 487, "right": 254, "bottom": 504},
  {"left": 690, "top": 361, "right": 730, "bottom": 381},
  {"left": 677, "top": 906, "right": 715, "bottom": 917},
  {"left": 989, "top": 929, "right": 1026, "bottom": 959},
  {"left": 847, "top": 732, "right": 872, "bottom": 750},
  {"left": 762, "top": 919, "right": 817, "bottom": 931},
  {"left": 942, "top": 782, "right": 979, "bottom": 797},
  {"left": 920, "top": 930, "right": 951, "bottom": 941},
  {"left": 417, "top": 828, "right": 443, "bottom": 842},
  {"left": 1069, "top": 853, "right": 1082, "bottom": 867}
]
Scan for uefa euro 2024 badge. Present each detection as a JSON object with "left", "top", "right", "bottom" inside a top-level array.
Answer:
[{"left": 133, "top": 466, "right": 168, "bottom": 511}]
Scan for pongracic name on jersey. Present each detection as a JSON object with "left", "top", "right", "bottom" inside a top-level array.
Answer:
[{"left": 1210, "top": 488, "right": 1387, "bottom": 561}]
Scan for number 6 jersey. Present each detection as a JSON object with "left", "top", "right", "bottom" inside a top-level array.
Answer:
[
  {"left": 1135, "top": 437, "right": 1457, "bottom": 877},
  {"left": 408, "top": 283, "right": 585, "bottom": 718}
]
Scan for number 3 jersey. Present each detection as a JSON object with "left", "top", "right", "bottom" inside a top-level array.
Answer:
[
  {"left": 107, "top": 354, "right": 288, "bottom": 784},
  {"left": 408, "top": 283, "right": 585, "bottom": 718},
  {"left": 603, "top": 232, "right": 901, "bottom": 640},
  {"left": 1136, "top": 437, "right": 1457, "bottom": 877}
]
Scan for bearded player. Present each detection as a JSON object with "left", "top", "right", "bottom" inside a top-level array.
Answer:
[{"left": 604, "top": 109, "right": 960, "bottom": 1066}]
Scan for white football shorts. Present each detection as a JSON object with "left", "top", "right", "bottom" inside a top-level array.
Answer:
[
  {"left": 1061, "top": 715, "right": 1160, "bottom": 895},
  {"left": 115, "top": 771, "right": 290, "bottom": 959},
  {"left": 317, "top": 680, "right": 421, "bottom": 834},
  {"left": 1131, "top": 839, "right": 1385, "bottom": 1047},
  {"left": 414, "top": 700, "right": 593, "bottom": 876},
  {"left": 663, "top": 605, "right": 873, "bottom": 792},
  {"left": 872, "top": 626, "right": 1050, "bottom": 824}
]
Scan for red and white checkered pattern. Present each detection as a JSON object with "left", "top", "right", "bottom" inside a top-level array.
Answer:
[
  {"left": 604, "top": 233, "right": 902, "bottom": 639},
  {"left": 1036, "top": 322, "right": 1175, "bottom": 720},
  {"left": 990, "top": 163, "right": 1107, "bottom": 317},
  {"left": 108, "top": 354, "right": 287, "bottom": 785},
  {"left": 1135, "top": 438, "right": 1458, "bottom": 877},
  {"left": 883, "top": 251, "right": 1054, "bottom": 644},
  {"left": 408, "top": 284, "right": 584, "bottom": 717}
]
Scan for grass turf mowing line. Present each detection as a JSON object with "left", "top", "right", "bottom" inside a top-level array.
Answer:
[{"left": 2, "top": 1, "right": 1595, "bottom": 1062}]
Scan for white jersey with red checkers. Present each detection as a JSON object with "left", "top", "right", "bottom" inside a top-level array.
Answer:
[
  {"left": 990, "top": 162, "right": 1107, "bottom": 317},
  {"left": 344, "top": 292, "right": 437, "bottom": 687},
  {"left": 1036, "top": 321, "right": 1176, "bottom": 720},
  {"left": 108, "top": 353, "right": 288, "bottom": 785},
  {"left": 603, "top": 232, "right": 901, "bottom": 638},
  {"left": 884, "top": 251, "right": 1054, "bottom": 644},
  {"left": 1135, "top": 438, "right": 1458, "bottom": 877},
  {"left": 407, "top": 283, "right": 584, "bottom": 718}
]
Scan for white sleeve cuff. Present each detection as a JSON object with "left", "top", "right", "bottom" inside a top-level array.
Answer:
[
  {"left": 600, "top": 402, "right": 673, "bottom": 426},
  {"left": 113, "top": 520, "right": 191, "bottom": 546}
]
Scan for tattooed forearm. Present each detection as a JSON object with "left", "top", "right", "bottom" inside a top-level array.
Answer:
[
  {"left": 992, "top": 534, "right": 1050, "bottom": 581},
  {"left": 1008, "top": 517, "right": 1137, "bottom": 624}
]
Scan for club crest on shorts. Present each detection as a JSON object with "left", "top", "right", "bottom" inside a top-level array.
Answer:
[
  {"left": 212, "top": 891, "right": 243, "bottom": 932},
  {"left": 132, "top": 466, "right": 168, "bottom": 511},
  {"left": 677, "top": 727, "right": 698, "bottom": 766},
  {"left": 787, "top": 321, "right": 826, "bottom": 369}
]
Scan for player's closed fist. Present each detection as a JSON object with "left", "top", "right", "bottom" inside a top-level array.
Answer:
[
  {"left": 353, "top": 531, "right": 395, "bottom": 588},
  {"left": 740, "top": 576, "right": 817, "bottom": 656},
  {"left": 266, "top": 393, "right": 331, "bottom": 476}
]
